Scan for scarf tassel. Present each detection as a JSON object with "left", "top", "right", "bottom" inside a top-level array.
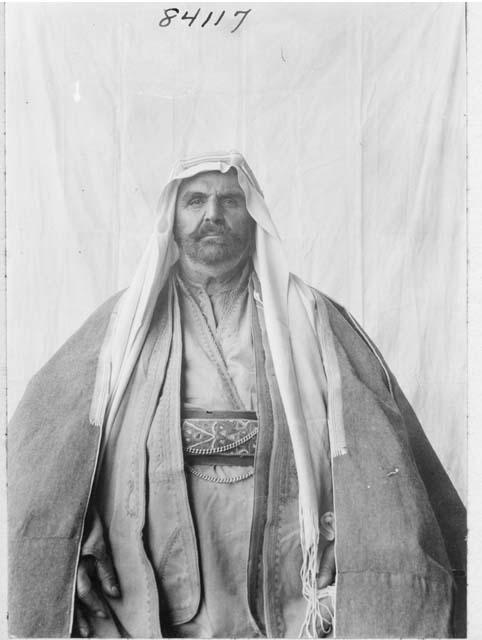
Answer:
[{"left": 299, "top": 506, "right": 335, "bottom": 638}]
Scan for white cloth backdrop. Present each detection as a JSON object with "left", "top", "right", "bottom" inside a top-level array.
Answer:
[{"left": 6, "top": 3, "right": 467, "bottom": 502}]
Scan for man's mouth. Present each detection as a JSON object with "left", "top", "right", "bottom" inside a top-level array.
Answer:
[
  {"left": 193, "top": 224, "right": 228, "bottom": 240},
  {"left": 195, "top": 229, "right": 228, "bottom": 241}
]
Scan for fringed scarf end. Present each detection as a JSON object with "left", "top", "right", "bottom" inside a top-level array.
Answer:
[
  {"left": 331, "top": 443, "right": 348, "bottom": 458},
  {"left": 299, "top": 561, "right": 335, "bottom": 638},
  {"left": 300, "top": 583, "right": 336, "bottom": 638},
  {"left": 298, "top": 506, "right": 335, "bottom": 638}
]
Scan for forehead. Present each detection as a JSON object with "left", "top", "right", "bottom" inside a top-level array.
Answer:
[{"left": 177, "top": 169, "right": 243, "bottom": 196}]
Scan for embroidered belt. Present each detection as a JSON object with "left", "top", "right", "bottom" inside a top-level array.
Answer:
[{"left": 182, "top": 410, "right": 257, "bottom": 466}]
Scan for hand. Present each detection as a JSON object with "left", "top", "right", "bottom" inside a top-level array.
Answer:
[
  {"left": 317, "top": 540, "right": 336, "bottom": 637},
  {"left": 75, "top": 509, "right": 120, "bottom": 638},
  {"left": 75, "top": 553, "right": 120, "bottom": 637},
  {"left": 317, "top": 540, "right": 336, "bottom": 589}
]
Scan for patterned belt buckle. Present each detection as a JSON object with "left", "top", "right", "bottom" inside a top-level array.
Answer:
[{"left": 181, "top": 413, "right": 258, "bottom": 458}]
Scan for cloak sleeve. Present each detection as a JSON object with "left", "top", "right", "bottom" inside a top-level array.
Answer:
[
  {"left": 389, "top": 374, "right": 466, "bottom": 638},
  {"left": 326, "top": 298, "right": 466, "bottom": 637},
  {"left": 8, "top": 292, "right": 122, "bottom": 638}
]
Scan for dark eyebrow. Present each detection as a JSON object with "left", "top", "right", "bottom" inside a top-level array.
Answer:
[
  {"left": 219, "top": 191, "right": 245, "bottom": 199},
  {"left": 180, "top": 190, "right": 207, "bottom": 203}
]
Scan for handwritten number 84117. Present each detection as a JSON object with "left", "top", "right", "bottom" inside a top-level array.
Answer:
[{"left": 159, "top": 8, "right": 251, "bottom": 33}]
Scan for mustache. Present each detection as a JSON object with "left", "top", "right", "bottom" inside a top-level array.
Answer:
[{"left": 190, "top": 222, "right": 230, "bottom": 240}]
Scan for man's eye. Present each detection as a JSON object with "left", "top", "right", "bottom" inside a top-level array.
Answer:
[
  {"left": 189, "top": 198, "right": 203, "bottom": 206},
  {"left": 222, "top": 198, "right": 237, "bottom": 206}
]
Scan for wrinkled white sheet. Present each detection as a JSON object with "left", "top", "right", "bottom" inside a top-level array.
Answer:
[{"left": 6, "top": 3, "right": 467, "bottom": 502}]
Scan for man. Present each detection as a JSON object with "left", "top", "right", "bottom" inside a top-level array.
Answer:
[{"left": 8, "top": 151, "right": 466, "bottom": 638}]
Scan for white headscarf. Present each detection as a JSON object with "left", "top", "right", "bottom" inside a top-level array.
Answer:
[{"left": 90, "top": 150, "right": 346, "bottom": 636}]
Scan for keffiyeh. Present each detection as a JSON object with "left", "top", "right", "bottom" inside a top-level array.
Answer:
[{"left": 90, "top": 150, "right": 346, "bottom": 636}]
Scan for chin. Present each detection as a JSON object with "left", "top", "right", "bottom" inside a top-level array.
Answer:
[{"left": 196, "top": 246, "right": 234, "bottom": 265}]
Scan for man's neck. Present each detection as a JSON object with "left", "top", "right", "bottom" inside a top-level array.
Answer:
[{"left": 177, "top": 254, "right": 252, "bottom": 296}]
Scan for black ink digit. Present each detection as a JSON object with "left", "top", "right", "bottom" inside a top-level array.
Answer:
[
  {"left": 181, "top": 8, "right": 200, "bottom": 27},
  {"left": 230, "top": 9, "right": 251, "bottom": 33},
  {"left": 201, "top": 11, "right": 213, "bottom": 27},
  {"left": 159, "top": 8, "right": 179, "bottom": 27},
  {"left": 214, "top": 10, "right": 225, "bottom": 26}
]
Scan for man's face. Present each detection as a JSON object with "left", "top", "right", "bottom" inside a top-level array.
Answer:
[{"left": 174, "top": 169, "right": 254, "bottom": 267}]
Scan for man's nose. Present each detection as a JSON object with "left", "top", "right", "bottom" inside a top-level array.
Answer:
[{"left": 203, "top": 197, "right": 224, "bottom": 223}]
